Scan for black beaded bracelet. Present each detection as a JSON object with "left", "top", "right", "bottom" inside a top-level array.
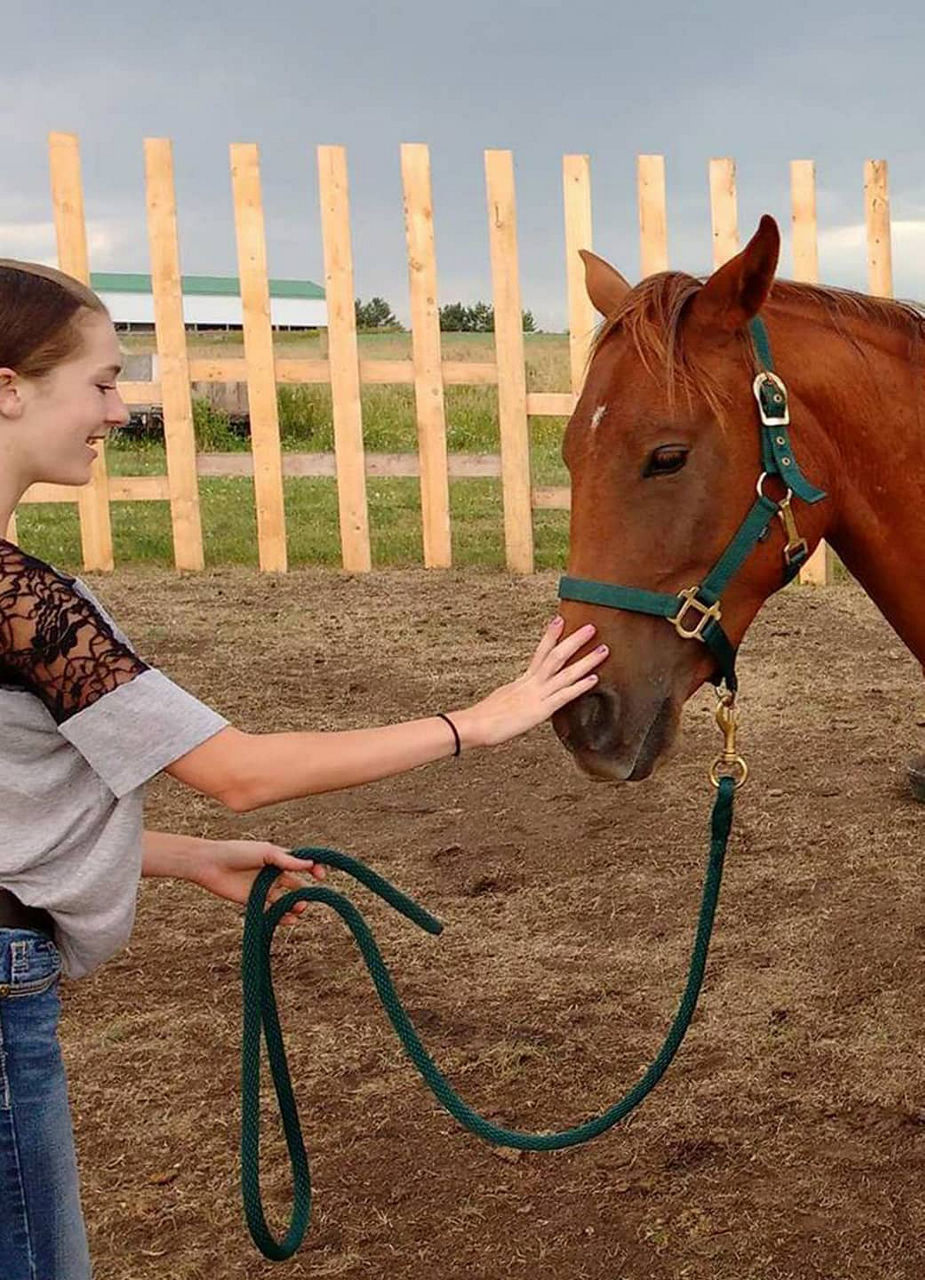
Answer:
[{"left": 436, "top": 712, "right": 461, "bottom": 757}]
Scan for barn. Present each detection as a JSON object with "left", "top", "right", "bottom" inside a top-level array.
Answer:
[{"left": 90, "top": 272, "right": 327, "bottom": 331}]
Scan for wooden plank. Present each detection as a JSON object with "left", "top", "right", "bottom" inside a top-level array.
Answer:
[
  {"left": 789, "top": 159, "right": 828, "bottom": 587},
  {"left": 442, "top": 361, "right": 498, "bottom": 385},
  {"left": 709, "top": 157, "right": 739, "bottom": 268},
  {"left": 864, "top": 159, "right": 893, "bottom": 298},
  {"left": 562, "top": 154, "right": 595, "bottom": 395},
  {"left": 20, "top": 476, "right": 171, "bottom": 503},
  {"left": 4, "top": 513, "right": 17, "bottom": 543},
  {"left": 485, "top": 149, "right": 533, "bottom": 573},
  {"left": 118, "top": 380, "right": 162, "bottom": 404},
  {"left": 144, "top": 138, "right": 204, "bottom": 570},
  {"left": 637, "top": 154, "right": 669, "bottom": 276},
  {"left": 318, "top": 145, "right": 371, "bottom": 571},
  {"left": 196, "top": 452, "right": 506, "bottom": 479},
  {"left": 186, "top": 357, "right": 500, "bottom": 386},
  {"left": 49, "top": 131, "right": 114, "bottom": 571},
  {"left": 532, "top": 487, "right": 570, "bottom": 510},
  {"left": 527, "top": 392, "right": 575, "bottom": 417},
  {"left": 109, "top": 476, "right": 172, "bottom": 500},
  {"left": 401, "top": 143, "right": 451, "bottom": 567},
  {"left": 230, "top": 142, "right": 288, "bottom": 571}
]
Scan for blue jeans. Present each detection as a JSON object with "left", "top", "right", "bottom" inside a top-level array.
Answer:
[{"left": 0, "top": 929, "right": 91, "bottom": 1279}]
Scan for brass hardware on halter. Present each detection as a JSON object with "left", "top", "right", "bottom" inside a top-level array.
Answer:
[
  {"left": 776, "top": 493, "right": 808, "bottom": 567},
  {"left": 672, "top": 586, "right": 722, "bottom": 640},
  {"left": 709, "top": 691, "right": 748, "bottom": 789}
]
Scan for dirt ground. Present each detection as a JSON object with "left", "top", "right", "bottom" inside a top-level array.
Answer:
[{"left": 62, "top": 567, "right": 925, "bottom": 1280}]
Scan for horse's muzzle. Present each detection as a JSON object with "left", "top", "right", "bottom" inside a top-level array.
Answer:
[{"left": 552, "top": 686, "right": 678, "bottom": 781}]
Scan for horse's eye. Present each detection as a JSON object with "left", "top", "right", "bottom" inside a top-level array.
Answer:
[{"left": 643, "top": 446, "right": 689, "bottom": 478}]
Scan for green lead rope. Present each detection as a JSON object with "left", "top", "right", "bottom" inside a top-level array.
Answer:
[{"left": 240, "top": 775, "right": 736, "bottom": 1261}]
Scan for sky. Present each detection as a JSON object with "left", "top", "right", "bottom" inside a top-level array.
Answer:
[{"left": 4, "top": 0, "right": 925, "bottom": 331}]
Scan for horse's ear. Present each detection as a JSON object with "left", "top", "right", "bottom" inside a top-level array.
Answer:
[
  {"left": 687, "top": 215, "right": 780, "bottom": 334},
  {"left": 580, "top": 249, "right": 632, "bottom": 317}
]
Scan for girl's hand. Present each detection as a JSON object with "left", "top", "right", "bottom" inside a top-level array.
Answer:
[
  {"left": 188, "top": 839, "right": 325, "bottom": 925},
  {"left": 453, "top": 617, "right": 606, "bottom": 749}
]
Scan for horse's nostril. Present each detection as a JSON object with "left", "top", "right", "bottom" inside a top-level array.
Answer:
[{"left": 571, "top": 688, "right": 619, "bottom": 753}]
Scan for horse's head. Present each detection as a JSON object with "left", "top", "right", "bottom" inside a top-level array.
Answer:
[{"left": 553, "top": 215, "right": 828, "bottom": 782}]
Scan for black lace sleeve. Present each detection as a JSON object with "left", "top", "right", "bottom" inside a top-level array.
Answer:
[{"left": 0, "top": 542, "right": 149, "bottom": 725}]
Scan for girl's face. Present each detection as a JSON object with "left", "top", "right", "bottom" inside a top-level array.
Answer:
[{"left": 0, "top": 310, "right": 130, "bottom": 488}]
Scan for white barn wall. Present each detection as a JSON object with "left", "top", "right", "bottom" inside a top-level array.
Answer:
[{"left": 98, "top": 290, "right": 327, "bottom": 328}]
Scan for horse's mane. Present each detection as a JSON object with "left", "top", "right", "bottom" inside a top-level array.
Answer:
[{"left": 592, "top": 272, "right": 925, "bottom": 418}]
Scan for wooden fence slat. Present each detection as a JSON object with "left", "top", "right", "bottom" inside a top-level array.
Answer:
[
  {"left": 790, "top": 159, "right": 828, "bottom": 586},
  {"left": 532, "top": 486, "right": 570, "bottom": 510},
  {"left": 195, "top": 452, "right": 507, "bottom": 479},
  {"left": 485, "top": 149, "right": 533, "bottom": 573},
  {"left": 144, "top": 138, "right": 204, "bottom": 570},
  {"left": 4, "top": 513, "right": 17, "bottom": 543},
  {"left": 637, "top": 154, "right": 669, "bottom": 276},
  {"left": 401, "top": 143, "right": 451, "bottom": 568},
  {"left": 49, "top": 131, "right": 114, "bottom": 570},
  {"left": 709, "top": 157, "right": 739, "bottom": 268},
  {"left": 21, "top": 476, "right": 171, "bottom": 503},
  {"left": 864, "top": 159, "right": 893, "bottom": 298},
  {"left": 562, "top": 154, "right": 595, "bottom": 396},
  {"left": 230, "top": 142, "right": 288, "bottom": 572},
  {"left": 187, "top": 357, "right": 501, "bottom": 387},
  {"left": 118, "top": 380, "right": 162, "bottom": 403},
  {"left": 317, "top": 145, "right": 371, "bottom": 572},
  {"left": 526, "top": 392, "right": 575, "bottom": 416}
]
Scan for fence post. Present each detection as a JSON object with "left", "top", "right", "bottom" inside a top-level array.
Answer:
[
  {"left": 318, "top": 145, "right": 371, "bottom": 572},
  {"left": 401, "top": 143, "right": 451, "bottom": 568},
  {"left": 230, "top": 142, "right": 288, "bottom": 572},
  {"left": 864, "top": 159, "right": 893, "bottom": 298},
  {"left": 485, "top": 149, "right": 533, "bottom": 573},
  {"left": 709, "top": 157, "right": 739, "bottom": 268},
  {"left": 144, "top": 137, "right": 205, "bottom": 571},
  {"left": 790, "top": 158, "right": 828, "bottom": 586},
  {"left": 637, "top": 154, "right": 669, "bottom": 276},
  {"left": 49, "top": 131, "right": 114, "bottom": 571},
  {"left": 562, "top": 154, "right": 595, "bottom": 397}
]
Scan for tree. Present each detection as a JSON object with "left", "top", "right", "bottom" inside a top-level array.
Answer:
[
  {"left": 439, "top": 300, "right": 537, "bottom": 333},
  {"left": 438, "top": 302, "right": 471, "bottom": 332},
  {"left": 354, "top": 296, "right": 401, "bottom": 329}
]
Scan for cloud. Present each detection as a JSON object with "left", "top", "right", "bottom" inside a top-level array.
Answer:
[{"left": 0, "top": 219, "right": 135, "bottom": 268}]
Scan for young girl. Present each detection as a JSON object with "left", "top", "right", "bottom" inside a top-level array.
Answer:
[{"left": 0, "top": 260, "right": 606, "bottom": 1278}]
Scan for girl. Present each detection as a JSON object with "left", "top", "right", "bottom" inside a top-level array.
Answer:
[{"left": 0, "top": 260, "right": 606, "bottom": 1278}]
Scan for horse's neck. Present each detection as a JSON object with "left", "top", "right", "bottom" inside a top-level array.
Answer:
[{"left": 797, "top": 311, "right": 925, "bottom": 662}]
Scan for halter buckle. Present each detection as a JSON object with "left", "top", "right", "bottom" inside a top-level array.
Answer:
[
  {"left": 753, "top": 371, "right": 790, "bottom": 427},
  {"left": 672, "top": 587, "right": 722, "bottom": 641}
]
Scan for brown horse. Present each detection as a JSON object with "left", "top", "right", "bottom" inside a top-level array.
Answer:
[{"left": 553, "top": 214, "right": 925, "bottom": 781}]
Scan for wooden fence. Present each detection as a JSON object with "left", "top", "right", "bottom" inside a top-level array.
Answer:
[{"left": 5, "top": 136, "right": 899, "bottom": 582}]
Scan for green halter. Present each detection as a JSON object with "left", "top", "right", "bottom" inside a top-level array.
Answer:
[{"left": 557, "top": 317, "right": 826, "bottom": 693}]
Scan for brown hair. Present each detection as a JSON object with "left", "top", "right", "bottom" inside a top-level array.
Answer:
[{"left": 0, "top": 260, "right": 108, "bottom": 380}]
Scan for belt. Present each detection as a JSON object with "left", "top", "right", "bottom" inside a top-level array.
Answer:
[{"left": 0, "top": 888, "right": 54, "bottom": 938}]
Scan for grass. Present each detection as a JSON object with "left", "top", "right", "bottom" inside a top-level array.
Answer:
[{"left": 16, "top": 331, "right": 573, "bottom": 571}]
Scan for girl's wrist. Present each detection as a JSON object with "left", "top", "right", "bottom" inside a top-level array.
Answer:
[{"left": 444, "top": 707, "right": 483, "bottom": 751}]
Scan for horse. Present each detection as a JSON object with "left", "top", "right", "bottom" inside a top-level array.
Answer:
[{"left": 553, "top": 214, "right": 925, "bottom": 782}]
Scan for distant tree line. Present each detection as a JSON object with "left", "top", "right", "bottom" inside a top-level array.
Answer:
[{"left": 355, "top": 296, "right": 537, "bottom": 333}]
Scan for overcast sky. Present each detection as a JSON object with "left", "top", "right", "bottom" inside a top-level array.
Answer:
[{"left": 4, "top": 1, "right": 925, "bottom": 330}]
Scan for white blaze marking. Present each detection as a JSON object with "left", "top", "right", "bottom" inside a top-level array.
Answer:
[{"left": 590, "top": 404, "right": 607, "bottom": 432}]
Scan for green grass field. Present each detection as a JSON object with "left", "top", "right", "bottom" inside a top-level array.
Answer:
[{"left": 15, "top": 331, "right": 575, "bottom": 571}]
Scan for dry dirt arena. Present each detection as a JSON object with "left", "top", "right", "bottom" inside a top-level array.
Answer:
[{"left": 63, "top": 567, "right": 925, "bottom": 1280}]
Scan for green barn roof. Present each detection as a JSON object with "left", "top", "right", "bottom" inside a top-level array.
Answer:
[{"left": 90, "top": 273, "right": 324, "bottom": 300}]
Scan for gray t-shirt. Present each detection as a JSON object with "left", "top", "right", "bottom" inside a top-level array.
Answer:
[{"left": 0, "top": 540, "right": 228, "bottom": 977}]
